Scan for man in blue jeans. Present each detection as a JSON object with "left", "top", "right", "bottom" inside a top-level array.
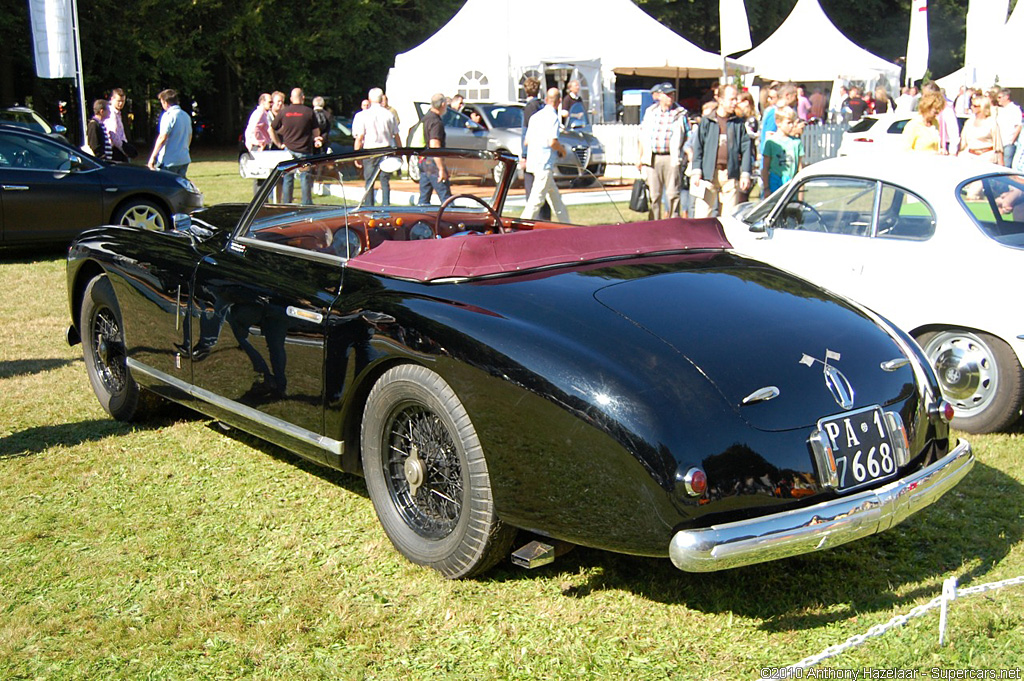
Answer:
[
  {"left": 270, "top": 87, "right": 326, "bottom": 204},
  {"left": 418, "top": 93, "right": 451, "bottom": 205}
]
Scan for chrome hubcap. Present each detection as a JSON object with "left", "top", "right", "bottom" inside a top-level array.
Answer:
[{"left": 924, "top": 331, "right": 997, "bottom": 416}]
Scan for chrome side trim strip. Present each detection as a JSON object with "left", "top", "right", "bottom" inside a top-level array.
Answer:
[
  {"left": 669, "top": 439, "right": 973, "bottom": 572},
  {"left": 235, "top": 235, "right": 341, "bottom": 265},
  {"left": 127, "top": 358, "right": 343, "bottom": 456}
]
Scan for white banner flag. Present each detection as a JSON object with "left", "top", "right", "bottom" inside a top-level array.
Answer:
[
  {"left": 28, "top": 0, "right": 76, "bottom": 79},
  {"left": 720, "top": 0, "right": 752, "bottom": 57},
  {"left": 906, "top": 0, "right": 930, "bottom": 85}
]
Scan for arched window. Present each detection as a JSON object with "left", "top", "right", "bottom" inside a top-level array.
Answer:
[
  {"left": 567, "top": 68, "right": 591, "bottom": 111},
  {"left": 458, "top": 71, "right": 489, "bottom": 101},
  {"left": 517, "top": 69, "right": 543, "bottom": 100}
]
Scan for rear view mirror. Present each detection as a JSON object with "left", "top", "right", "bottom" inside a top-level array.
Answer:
[{"left": 378, "top": 156, "right": 403, "bottom": 174}]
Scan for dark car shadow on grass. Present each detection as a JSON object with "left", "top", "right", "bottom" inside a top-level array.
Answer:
[
  {"left": 0, "top": 411, "right": 194, "bottom": 459},
  {"left": 484, "top": 462, "right": 1023, "bottom": 633},
  {"left": 0, "top": 357, "right": 80, "bottom": 380}
]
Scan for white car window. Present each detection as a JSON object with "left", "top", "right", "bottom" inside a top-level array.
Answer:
[
  {"left": 960, "top": 174, "right": 1024, "bottom": 249},
  {"left": 775, "top": 177, "right": 877, "bottom": 236},
  {"left": 876, "top": 184, "right": 936, "bottom": 240}
]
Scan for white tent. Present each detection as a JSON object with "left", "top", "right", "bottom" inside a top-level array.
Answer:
[
  {"left": 738, "top": 0, "right": 900, "bottom": 84},
  {"left": 937, "top": 0, "right": 1022, "bottom": 89},
  {"left": 385, "top": 0, "right": 749, "bottom": 135}
]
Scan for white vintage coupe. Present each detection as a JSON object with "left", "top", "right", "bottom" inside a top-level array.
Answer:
[{"left": 723, "top": 154, "right": 1024, "bottom": 434}]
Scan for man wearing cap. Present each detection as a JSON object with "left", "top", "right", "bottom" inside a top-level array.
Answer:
[{"left": 636, "top": 82, "right": 687, "bottom": 220}]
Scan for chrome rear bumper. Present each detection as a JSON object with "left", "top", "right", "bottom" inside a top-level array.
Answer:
[{"left": 669, "top": 439, "right": 973, "bottom": 572}]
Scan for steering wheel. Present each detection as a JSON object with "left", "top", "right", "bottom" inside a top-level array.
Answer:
[
  {"left": 788, "top": 200, "right": 826, "bottom": 232},
  {"left": 437, "top": 193, "right": 504, "bottom": 234}
]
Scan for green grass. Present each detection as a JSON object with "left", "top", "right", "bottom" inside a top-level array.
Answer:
[{"left": 2, "top": 155, "right": 1024, "bottom": 679}]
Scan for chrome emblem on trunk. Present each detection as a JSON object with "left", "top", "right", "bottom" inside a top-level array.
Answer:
[{"left": 800, "top": 350, "right": 855, "bottom": 410}]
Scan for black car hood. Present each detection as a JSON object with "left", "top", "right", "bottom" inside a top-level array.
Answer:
[
  {"left": 190, "top": 203, "right": 248, "bottom": 232},
  {"left": 593, "top": 262, "right": 917, "bottom": 432}
]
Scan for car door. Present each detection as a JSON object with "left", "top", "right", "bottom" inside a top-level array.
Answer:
[
  {"left": 188, "top": 209, "right": 342, "bottom": 444},
  {"left": 443, "top": 108, "right": 487, "bottom": 151},
  {"left": 0, "top": 131, "right": 104, "bottom": 244},
  {"left": 852, "top": 181, "right": 938, "bottom": 318},
  {"left": 751, "top": 176, "right": 880, "bottom": 298}
]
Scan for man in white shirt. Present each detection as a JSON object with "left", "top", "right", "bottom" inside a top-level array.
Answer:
[
  {"left": 997, "top": 88, "right": 1022, "bottom": 167},
  {"left": 352, "top": 87, "right": 400, "bottom": 206},
  {"left": 521, "top": 88, "right": 569, "bottom": 222},
  {"left": 104, "top": 88, "right": 130, "bottom": 161}
]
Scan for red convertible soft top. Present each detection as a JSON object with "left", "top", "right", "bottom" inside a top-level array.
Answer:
[{"left": 347, "top": 217, "right": 732, "bottom": 282}]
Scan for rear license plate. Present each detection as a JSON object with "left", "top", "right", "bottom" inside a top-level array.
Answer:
[{"left": 818, "top": 406, "right": 899, "bottom": 492}]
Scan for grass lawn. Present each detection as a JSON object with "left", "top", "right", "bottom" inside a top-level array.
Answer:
[{"left": 1, "top": 152, "right": 1023, "bottom": 679}]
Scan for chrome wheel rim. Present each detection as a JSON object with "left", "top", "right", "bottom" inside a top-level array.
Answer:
[
  {"left": 923, "top": 331, "right": 998, "bottom": 417},
  {"left": 384, "top": 403, "right": 463, "bottom": 539},
  {"left": 119, "top": 205, "right": 165, "bottom": 231},
  {"left": 91, "top": 307, "right": 128, "bottom": 395}
]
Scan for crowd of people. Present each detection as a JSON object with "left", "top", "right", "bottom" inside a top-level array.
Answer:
[
  {"left": 629, "top": 78, "right": 1024, "bottom": 221},
  {"left": 86, "top": 87, "right": 191, "bottom": 177},
  {"left": 81, "top": 76, "right": 1022, "bottom": 221}
]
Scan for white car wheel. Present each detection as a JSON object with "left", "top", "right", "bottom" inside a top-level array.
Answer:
[
  {"left": 917, "top": 329, "right": 1024, "bottom": 434},
  {"left": 113, "top": 200, "right": 168, "bottom": 231}
]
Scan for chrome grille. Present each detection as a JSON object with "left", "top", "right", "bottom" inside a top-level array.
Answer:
[{"left": 573, "top": 145, "right": 590, "bottom": 168}]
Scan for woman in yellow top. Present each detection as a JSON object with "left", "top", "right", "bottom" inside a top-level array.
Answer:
[
  {"left": 902, "top": 92, "right": 945, "bottom": 153},
  {"left": 959, "top": 95, "right": 1003, "bottom": 164}
]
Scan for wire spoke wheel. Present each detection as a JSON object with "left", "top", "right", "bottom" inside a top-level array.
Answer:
[
  {"left": 362, "top": 364, "right": 516, "bottom": 578},
  {"left": 80, "top": 275, "right": 157, "bottom": 421},
  {"left": 385, "top": 404, "right": 464, "bottom": 539},
  {"left": 90, "top": 307, "right": 129, "bottom": 396}
]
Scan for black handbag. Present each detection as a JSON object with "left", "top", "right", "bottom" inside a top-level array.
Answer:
[{"left": 629, "top": 178, "right": 649, "bottom": 213}]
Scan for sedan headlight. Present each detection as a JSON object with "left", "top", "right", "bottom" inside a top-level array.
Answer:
[{"left": 176, "top": 176, "right": 199, "bottom": 193}]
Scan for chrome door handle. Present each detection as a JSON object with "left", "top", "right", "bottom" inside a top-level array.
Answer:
[{"left": 2, "top": 185, "right": 29, "bottom": 191}]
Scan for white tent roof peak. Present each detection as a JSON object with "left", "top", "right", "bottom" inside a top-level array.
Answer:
[
  {"left": 391, "top": 0, "right": 750, "bottom": 81},
  {"left": 740, "top": 0, "right": 900, "bottom": 83}
]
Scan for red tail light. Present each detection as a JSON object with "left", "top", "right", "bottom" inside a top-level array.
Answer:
[{"left": 683, "top": 468, "right": 707, "bottom": 497}]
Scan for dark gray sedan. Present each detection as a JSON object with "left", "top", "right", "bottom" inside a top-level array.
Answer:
[{"left": 0, "top": 124, "right": 203, "bottom": 248}]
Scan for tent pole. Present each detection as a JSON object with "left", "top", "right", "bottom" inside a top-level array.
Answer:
[{"left": 70, "top": 0, "right": 88, "bottom": 146}]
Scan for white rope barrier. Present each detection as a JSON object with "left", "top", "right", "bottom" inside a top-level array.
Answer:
[{"left": 766, "top": 574, "right": 1024, "bottom": 674}]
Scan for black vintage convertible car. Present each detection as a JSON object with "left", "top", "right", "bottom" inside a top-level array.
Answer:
[{"left": 66, "top": 147, "right": 974, "bottom": 578}]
